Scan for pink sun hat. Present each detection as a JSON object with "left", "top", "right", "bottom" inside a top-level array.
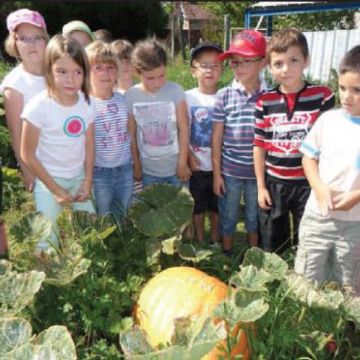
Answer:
[{"left": 6, "top": 8, "right": 47, "bottom": 32}]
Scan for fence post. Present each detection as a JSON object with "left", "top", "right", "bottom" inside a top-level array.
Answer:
[
  {"left": 224, "top": 14, "right": 230, "bottom": 51},
  {"left": 171, "top": 15, "right": 176, "bottom": 60}
]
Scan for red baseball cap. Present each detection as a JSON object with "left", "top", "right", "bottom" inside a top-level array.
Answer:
[{"left": 218, "top": 30, "right": 266, "bottom": 61}]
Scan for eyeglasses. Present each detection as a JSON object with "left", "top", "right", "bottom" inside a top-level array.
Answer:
[
  {"left": 193, "top": 63, "right": 222, "bottom": 71},
  {"left": 229, "top": 58, "right": 263, "bottom": 68},
  {"left": 15, "top": 35, "right": 46, "bottom": 45},
  {"left": 91, "top": 64, "right": 117, "bottom": 73}
]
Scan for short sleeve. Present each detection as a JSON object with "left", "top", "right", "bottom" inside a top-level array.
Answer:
[
  {"left": 124, "top": 89, "right": 134, "bottom": 116},
  {"left": 299, "top": 114, "right": 324, "bottom": 160},
  {"left": 171, "top": 82, "right": 185, "bottom": 105},
  {"left": 21, "top": 93, "right": 44, "bottom": 128},
  {"left": 212, "top": 88, "right": 226, "bottom": 124},
  {"left": 253, "top": 96, "right": 266, "bottom": 147}
]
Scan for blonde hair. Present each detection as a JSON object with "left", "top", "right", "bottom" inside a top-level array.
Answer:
[
  {"left": 5, "top": 27, "right": 49, "bottom": 60},
  {"left": 44, "top": 34, "right": 90, "bottom": 103},
  {"left": 85, "top": 40, "right": 118, "bottom": 67},
  {"left": 131, "top": 38, "right": 167, "bottom": 72},
  {"left": 112, "top": 39, "right": 133, "bottom": 61}
]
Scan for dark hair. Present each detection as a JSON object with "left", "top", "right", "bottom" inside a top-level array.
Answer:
[
  {"left": 267, "top": 28, "right": 309, "bottom": 60},
  {"left": 45, "top": 34, "right": 90, "bottom": 103},
  {"left": 190, "top": 43, "right": 223, "bottom": 66},
  {"left": 131, "top": 38, "right": 167, "bottom": 72},
  {"left": 339, "top": 45, "right": 360, "bottom": 75},
  {"left": 94, "top": 29, "right": 113, "bottom": 43}
]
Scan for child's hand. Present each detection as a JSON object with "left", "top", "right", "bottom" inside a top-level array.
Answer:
[
  {"left": 177, "top": 162, "right": 191, "bottom": 182},
  {"left": 74, "top": 181, "right": 91, "bottom": 202},
  {"left": 213, "top": 174, "right": 225, "bottom": 197},
  {"left": 258, "top": 188, "right": 272, "bottom": 210},
  {"left": 133, "top": 162, "right": 142, "bottom": 181},
  {"left": 188, "top": 152, "right": 200, "bottom": 172},
  {"left": 23, "top": 170, "right": 35, "bottom": 193},
  {"left": 54, "top": 187, "right": 74, "bottom": 205},
  {"left": 332, "top": 190, "right": 359, "bottom": 211},
  {"left": 314, "top": 186, "right": 333, "bottom": 216}
]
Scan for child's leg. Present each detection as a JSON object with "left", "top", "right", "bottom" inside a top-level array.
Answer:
[
  {"left": 0, "top": 219, "right": 8, "bottom": 256},
  {"left": 244, "top": 179, "right": 258, "bottom": 247},
  {"left": 93, "top": 166, "right": 115, "bottom": 215},
  {"left": 218, "top": 175, "right": 243, "bottom": 252},
  {"left": 112, "top": 163, "right": 134, "bottom": 216},
  {"left": 259, "top": 180, "right": 291, "bottom": 253},
  {"left": 209, "top": 211, "right": 220, "bottom": 243},
  {"left": 193, "top": 213, "right": 205, "bottom": 242},
  {"left": 33, "top": 179, "right": 63, "bottom": 250},
  {"left": 331, "top": 220, "right": 360, "bottom": 295},
  {"left": 295, "top": 211, "right": 333, "bottom": 285}
]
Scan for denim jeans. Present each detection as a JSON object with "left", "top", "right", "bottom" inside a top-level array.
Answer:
[
  {"left": 142, "top": 173, "right": 183, "bottom": 188},
  {"left": 34, "top": 173, "right": 95, "bottom": 250},
  {"left": 93, "top": 163, "right": 133, "bottom": 216},
  {"left": 218, "top": 175, "right": 258, "bottom": 236}
]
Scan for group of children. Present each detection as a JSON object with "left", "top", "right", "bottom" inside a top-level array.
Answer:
[{"left": 0, "top": 8, "right": 359, "bottom": 294}]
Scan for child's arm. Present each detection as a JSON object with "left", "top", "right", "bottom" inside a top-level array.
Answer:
[
  {"left": 3, "top": 88, "right": 35, "bottom": 191},
  {"left": 212, "top": 122, "right": 225, "bottom": 197},
  {"left": 188, "top": 151, "right": 200, "bottom": 172},
  {"left": 20, "top": 120, "right": 74, "bottom": 204},
  {"left": 176, "top": 100, "right": 191, "bottom": 182},
  {"left": 75, "top": 123, "right": 94, "bottom": 202},
  {"left": 302, "top": 155, "right": 333, "bottom": 215},
  {"left": 254, "top": 146, "right": 272, "bottom": 210},
  {"left": 128, "top": 114, "right": 142, "bottom": 181}
]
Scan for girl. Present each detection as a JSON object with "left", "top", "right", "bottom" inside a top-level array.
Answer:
[
  {"left": 21, "top": 35, "right": 95, "bottom": 251},
  {"left": 86, "top": 41, "right": 133, "bottom": 215},
  {"left": 125, "top": 39, "right": 191, "bottom": 188},
  {"left": 0, "top": 8, "right": 48, "bottom": 256}
]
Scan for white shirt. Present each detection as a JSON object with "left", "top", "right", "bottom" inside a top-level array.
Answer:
[{"left": 22, "top": 91, "right": 95, "bottom": 179}]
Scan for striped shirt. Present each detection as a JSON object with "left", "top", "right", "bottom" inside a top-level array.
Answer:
[
  {"left": 213, "top": 79, "right": 267, "bottom": 179},
  {"left": 254, "top": 82, "right": 334, "bottom": 183},
  {"left": 93, "top": 92, "right": 131, "bottom": 168}
]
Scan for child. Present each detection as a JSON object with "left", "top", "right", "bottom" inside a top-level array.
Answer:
[
  {"left": 62, "top": 20, "right": 94, "bottom": 47},
  {"left": 0, "top": 8, "right": 48, "bottom": 257},
  {"left": 86, "top": 41, "right": 133, "bottom": 215},
  {"left": 125, "top": 39, "right": 191, "bottom": 188},
  {"left": 1, "top": 8, "right": 48, "bottom": 191},
  {"left": 94, "top": 29, "right": 113, "bottom": 43},
  {"left": 253, "top": 28, "right": 335, "bottom": 253},
  {"left": 112, "top": 39, "right": 135, "bottom": 94},
  {"left": 295, "top": 45, "right": 360, "bottom": 294},
  {"left": 21, "top": 35, "right": 95, "bottom": 251},
  {"left": 187, "top": 42, "right": 223, "bottom": 243},
  {"left": 213, "top": 30, "right": 267, "bottom": 255}
]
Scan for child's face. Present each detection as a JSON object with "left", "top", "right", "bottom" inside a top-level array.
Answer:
[
  {"left": 339, "top": 71, "right": 360, "bottom": 117},
  {"left": 229, "top": 54, "right": 265, "bottom": 85},
  {"left": 139, "top": 65, "right": 166, "bottom": 93},
  {"left": 191, "top": 51, "right": 222, "bottom": 93},
  {"left": 269, "top": 46, "right": 309, "bottom": 93},
  {"left": 69, "top": 30, "right": 92, "bottom": 47},
  {"left": 118, "top": 59, "right": 134, "bottom": 81},
  {"left": 52, "top": 54, "right": 84, "bottom": 105},
  {"left": 15, "top": 23, "right": 46, "bottom": 65},
  {"left": 90, "top": 62, "right": 118, "bottom": 96}
]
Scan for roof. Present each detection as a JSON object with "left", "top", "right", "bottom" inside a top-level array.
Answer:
[
  {"left": 174, "top": 3, "right": 216, "bottom": 21},
  {"left": 252, "top": 1, "right": 325, "bottom": 7}
]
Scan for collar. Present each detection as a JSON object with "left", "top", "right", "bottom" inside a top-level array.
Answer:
[{"left": 231, "top": 78, "right": 268, "bottom": 95}]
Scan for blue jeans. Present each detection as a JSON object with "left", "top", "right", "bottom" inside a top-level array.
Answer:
[
  {"left": 218, "top": 175, "right": 258, "bottom": 236},
  {"left": 93, "top": 163, "right": 133, "bottom": 216},
  {"left": 142, "top": 173, "right": 183, "bottom": 188}
]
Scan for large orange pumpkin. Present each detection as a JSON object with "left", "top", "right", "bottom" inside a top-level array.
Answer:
[{"left": 135, "top": 266, "right": 249, "bottom": 359}]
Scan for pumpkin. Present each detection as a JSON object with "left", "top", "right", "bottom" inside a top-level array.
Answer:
[{"left": 135, "top": 266, "right": 249, "bottom": 359}]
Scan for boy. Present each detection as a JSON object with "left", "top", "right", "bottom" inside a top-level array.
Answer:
[
  {"left": 213, "top": 30, "right": 267, "bottom": 255},
  {"left": 186, "top": 42, "right": 223, "bottom": 243},
  {"left": 295, "top": 45, "right": 360, "bottom": 294},
  {"left": 253, "top": 28, "right": 335, "bottom": 253}
]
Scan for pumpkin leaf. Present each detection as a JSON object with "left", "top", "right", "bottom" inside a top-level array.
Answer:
[
  {"left": 284, "top": 274, "right": 344, "bottom": 310},
  {"left": 343, "top": 297, "right": 360, "bottom": 326},
  {"left": 178, "top": 244, "right": 212, "bottom": 263},
  {"left": 128, "top": 184, "right": 194, "bottom": 237},
  {"left": 242, "top": 247, "right": 288, "bottom": 280},
  {"left": 171, "top": 317, "right": 192, "bottom": 346},
  {"left": 0, "top": 317, "right": 32, "bottom": 353},
  {"left": 0, "top": 264, "right": 46, "bottom": 316},
  {"left": 145, "top": 238, "right": 162, "bottom": 264},
  {"left": 230, "top": 265, "right": 272, "bottom": 292},
  {"left": 119, "top": 325, "right": 154, "bottom": 356},
  {"left": 161, "top": 235, "right": 181, "bottom": 255}
]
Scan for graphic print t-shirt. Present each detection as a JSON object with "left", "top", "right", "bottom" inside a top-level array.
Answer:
[
  {"left": 125, "top": 81, "right": 185, "bottom": 177},
  {"left": 22, "top": 91, "right": 95, "bottom": 178},
  {"left": 186, "top": 88, "right": 216, "bottom": 171}
]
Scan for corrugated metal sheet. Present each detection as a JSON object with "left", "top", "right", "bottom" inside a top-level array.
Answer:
[
  {"left": 252, "top": 2, "right": 321, "bottom": 8},
  {"left": 303, "top": 29, "right": 360, "bottom": 82}
]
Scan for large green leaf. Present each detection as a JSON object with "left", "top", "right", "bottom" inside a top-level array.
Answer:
[
  {"left": 128, "top": 184, "right": 194, "bottom": 237},
  {"left": 343, "top": 297, "right": 360, "bottom": 326},
  {"left": 0, "top": 263, "right": 45, "bottom": 316},
  {"left": 178, "top": 244, "right": 212, "bottom": 263},
  {"left": 242, "top": 247, "right": 288, "bottom": 280},
  {"left": 284, "top": 274, "right": 344, "bottom": 310},
  {"left": 229, "top": 265, "right": 272, "bottom": 292},
  {"left": 0, "top": 318, "right": 32, "bottom": 353}
]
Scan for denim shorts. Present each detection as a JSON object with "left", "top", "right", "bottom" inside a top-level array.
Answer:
[
  {"left": 218, "top": 175, "right": 258, "bottom": 236},
  {"left": 295, "top": 210, "right": 360, "bottom": 294},
  {"left": 93, "top": 162, "right": 133, "bottom": 216}
]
